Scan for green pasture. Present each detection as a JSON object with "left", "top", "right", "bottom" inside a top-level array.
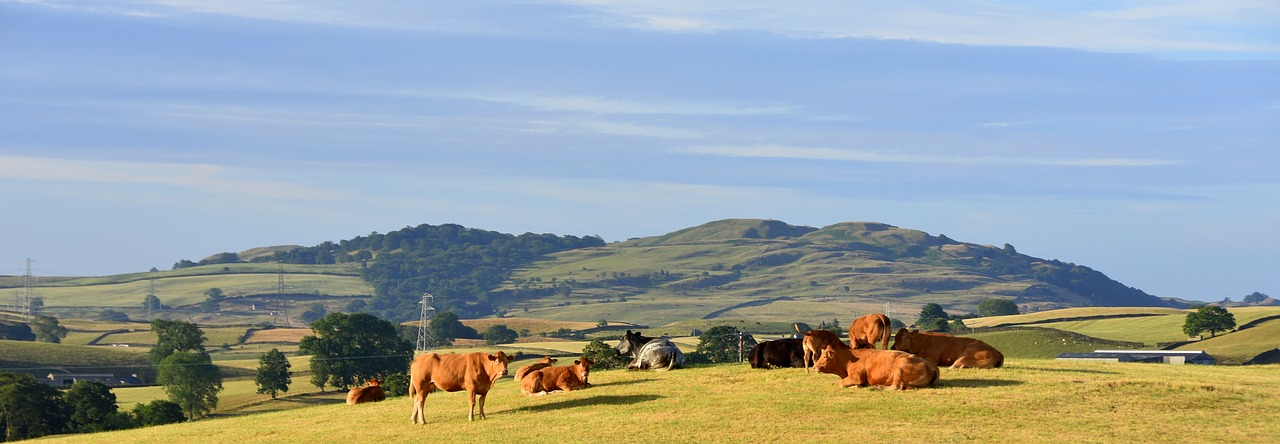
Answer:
[
  {"left": 40, "top": 359, "right": 1280, "bottom": 444},
  {"left": 0, "top": 340, "right": 154, "bottom": 381},
  {"left": 964, "top": 307, "right": 1187, "bottom": 328},
  {"left": 1176, "top": 318, "right": 1280, "bottom": 364},
  {"left": 30, "top": 273, "right": 371, "bottom": 309}
]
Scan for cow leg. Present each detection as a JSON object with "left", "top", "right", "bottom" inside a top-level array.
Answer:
[
  {"left": 411, "top": 388, "right": 428, "bottom": 424},
  {"left": 467, "top": 391, "right": 477, "bottom": 421},
  {"left": 476, "top": 392, "right": 488, "bottom": 420}
]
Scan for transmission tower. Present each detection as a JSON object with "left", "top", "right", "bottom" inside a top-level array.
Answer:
[
  {"left": 276, "top": 269, "right": 291, "bottom": 327},
  {"left": 416, "top": 292, "right": 437, "bottom": 352},
  {"left": 145, "top": 278, "right": 158, "bottom": 320},
  {"left": 20, "top": 259, "right": 36, "bottom": 321}
]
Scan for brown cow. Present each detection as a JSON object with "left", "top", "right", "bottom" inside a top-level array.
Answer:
[
  {"left": 796, "top": 324, "right": 848, "bottom": 373},
  {"left": 346, "top": 378, "right": 386, "bottom": 405},
  {"left": 514, "top": 355, "right": 558, "bottom": 381},
  {"left": 849, "top": 314, "right": 891, "bottom": 349},
  {"left": 814, "top": 345, "right": 939, "bottom": 390},
  {"left": 891, "top": 328, "right": 1004, "bottom": 369},
  {"left": 409, "top": 351, "right": 513, "bottom": 423},
  {"left": 521, "top": 357, "right": 593, "bottom": 395}
]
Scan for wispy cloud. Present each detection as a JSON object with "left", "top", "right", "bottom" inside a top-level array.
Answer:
[
  {"left": 678, "top": 145, "right": 1179, "bottom": 167},
  {"left": 464, "top": 93, "right": 797, "bottom": 115},
  {"left": 524, "top": 119, "right": 708, "bottom": 138},
  {"left": 0, "top": 155, "right": 342, "bottom": 200}
]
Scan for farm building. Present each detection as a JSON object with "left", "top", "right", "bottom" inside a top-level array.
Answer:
[
  {"left": 1055, "top": 350, "right": 1217, "bottom": 365},
  {"left": 44, "top": 373, "right": 145, "bottom": 387}
]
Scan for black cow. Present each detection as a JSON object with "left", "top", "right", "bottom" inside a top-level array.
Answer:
[{"left": 748, "top": 338, "right": 805, "bottom": 369}]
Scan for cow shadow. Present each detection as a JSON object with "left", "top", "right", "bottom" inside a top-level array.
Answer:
[
  {"left": 936, "top": 378, "right": 1025, "bottom": 389},
  {"left": 508, "top": 394, "right": 663, "bottom": 413},
  {"left": 585, "top": 377, "right": 658, "bottom": 388}
]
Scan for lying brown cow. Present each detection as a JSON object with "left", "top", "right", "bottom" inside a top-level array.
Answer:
[
  {"left": 346, "top": 378, "right": 386, "bottom": 405},
  {"left": 521, "top": 357, "right": 593, "bottom": 395},
  {"left": 849, "top": 313, "right": 891, "bottom": 349},
  {"left": 797, "top": 324, "right": 848, "bottom": 373},
  {"left": 410, "top": 351, "right": 512, "bottom": 423},
  {"left": 891, "top": 328, "right": 1004, "bottom": 369},
  {"left": 814, "top": 345, "right": 939, "bottom": 390},
  {"left": 514, "top": 355, "right": 558, "bottom": 381}
]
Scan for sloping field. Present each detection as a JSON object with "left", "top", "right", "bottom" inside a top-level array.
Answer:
[
  {"left": 38, "top": 359, "right": 1280, "bottom": 444},
  {"left": 96, "top": 326, "right": 252, "bottom": 347},
  {"left": 1177, "top": 317, "right": 1280, "bottom": 364},
  {"left": 31, "top": 273, "right": 371, "bottom": 309},
  {"left": 0, "top": 340, "right": 154, "bottom": 381},
  {"left": 963, "top": 328, "right": 1142, "bottom": 359},
  {"left": 965, "top": 307, "right": 1185, "bottom": 328},
  {"left": 460, "top": 318, "right": 600, "bottom": 335},
  {"left": 243, "top": 327, "right": 311, "bottom": 344}
]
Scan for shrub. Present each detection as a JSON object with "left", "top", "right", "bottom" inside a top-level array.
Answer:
[{"left": 581, "top": 339, "right": 630, "bottom": 370}]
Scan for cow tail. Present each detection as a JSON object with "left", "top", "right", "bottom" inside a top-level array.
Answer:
[
  {"left": 878, "top": 317, "right": 891, "bottom": 350},
  {"left": 995, "top": 351, "right": 1005, "bottom": 368}
]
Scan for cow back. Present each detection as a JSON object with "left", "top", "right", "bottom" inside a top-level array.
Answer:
[
  {"left": 412, "top": 352, "right": 511, "bottom": 395},
  {"left": 892, "top": 329, "right": 1002, "bottom": 368},
  {"left": 849, "top": 314, "right": 891, "bottom": 349}
]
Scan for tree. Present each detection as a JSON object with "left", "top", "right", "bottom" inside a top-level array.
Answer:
[
  {"left": 0, "top": 322, "right": 35, "bottom": 341},
  {"left": 149, "top": 319, "right": 208, "bottom": 365},
  {"left": 299, "top": 312, "right": 413, "bottom": 391},
  {"left": 130, "top": 400, "right": 184, "bottom": 427},
  {"left": 29, "top": 315, "right": 67, "bottom": 344},
  {"left": 65, "top": 380, "right": 132, "bottom": 433},
  {"left": 582, "top": 339, "right": 630, "bottom": 370},
  {"left": 426, "top": 311, "right": 479, "bottom": 347},
  {"left": 254, "top": 348, "right": 292, "bottom": 400},
  {"left": 1183, "top": 306, "right": 1237, "bottom": 338},
  {"left": 916, "top": 303, "right": 951, "bottom": 331},
  {"left": 978, "top": 298, "right": 1020, "bottom": 317},
  {"left": 203, "top": 288, "right": 225, "bottom": 300},
  {"left": 97, "top": 309, "right": 129, "bottom": 322},
  {"left": 695, "top": 325, "right": 757, "bottom": 364},
  {"left": 156, "top": 351, "right": 223, "bottom": 421},
  {"left": 142, "top": 294, "right": 162, "bottom": 312},
  {"left": 482, "top": 324, "right": 518, "bottom": 345},
  {"left": 0, "top": 371, "right": 71, "bottom": 441},
  {"left": 948, "top": 318, "right": 968, "bottom": 332},
  {"left": 1243, "top": 292, "right": 1270, "bottom": 304},
  {"left": 300, "top": 303, "right": 328, "bottom": 324}
]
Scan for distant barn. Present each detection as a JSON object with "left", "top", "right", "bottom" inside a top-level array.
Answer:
[{"left": 1055, "top": 350, "right": 1217, "bottom": 365}]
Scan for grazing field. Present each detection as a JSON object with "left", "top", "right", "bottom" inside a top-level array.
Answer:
[
  {"left": 38, "top": 359, "right": 1280, "bottom": 444},
  {"left": 0, "top": 340, "right": 154, "bottom": 381},
  {"left": 964, "top": 307, "right": 1186, "bottom": 328},
  {"left": 28, "top": 272, "right": 371, "bottom": 309},
  {"left": 1176, "top": 318, "right": 1280, "bottom": 364}
]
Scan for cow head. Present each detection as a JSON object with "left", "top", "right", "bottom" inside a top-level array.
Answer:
[
  {"left": 574, "top": 357, "right": 594, "bottom": 383},
  {"left": 487, "top": 351, "right": 513, "bottom": 378},
  {"left": 891, "top": 328, "right": 912, "bottom": 351},
  {"left": 538, "top": 355, "right": 558, "bottom": 365},
  {"left": 614, "top": 330, "right": 644, "bottom": 356},
  {"left": 813, "top": 346, "right": 842, "bottom": 374},
  {"left": 366, "top": 378, "right": 381, "bottom": 387}
]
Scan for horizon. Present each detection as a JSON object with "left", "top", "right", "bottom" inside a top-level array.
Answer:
[{"left": 2, "top": 1, "right": 1277, "bottom": 303}]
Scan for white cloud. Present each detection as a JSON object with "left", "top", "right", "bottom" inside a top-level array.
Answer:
[
  {"left": 0, "top": 155, "right": 342, "bottom": 200},
  {"left": 678, "top": 144, "right": 1180, "bottom": 167}
]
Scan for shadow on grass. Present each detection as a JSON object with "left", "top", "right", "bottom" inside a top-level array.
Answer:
[
  {"left": 936, "top": 378, "right": 1025, "bottom": 389},
  {"left": 507, "top": 394, "right": 663, "bottom": 413},
  {"left": 584, "top": 377, "right": 658, "bottom": 388},
  {"left": 1013, "top": 365, "right": 1120, "bottom": 375}
]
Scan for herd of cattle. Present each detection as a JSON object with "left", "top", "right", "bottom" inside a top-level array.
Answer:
[{"left": 344, "top": 313, "right": 1004, "bottom": 422}]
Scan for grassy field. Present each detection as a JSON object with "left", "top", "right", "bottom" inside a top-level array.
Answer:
[
  {"left": 964, "top": 307, "right": 1187, "bottom": 328},
  {"left": 36, "top": 359, "right": 1280, "bottom": 444},
  {"left": 0, "top": 340, "right": 155, "bottom": 381},
  {"left": 31, "top": 273, "right": 371, "bottom": 309},
  {"left": 1175, "top": 317, "right": 1280, "bottom": 364}
]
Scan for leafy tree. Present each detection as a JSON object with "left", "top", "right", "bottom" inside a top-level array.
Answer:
[
  {"left": 948, "top": 318, "right": 968, "bottom": 332},
  {"left": 695, "top": 325, "right": 757, "bottom": 364},
  {"left": 380, "top": 372, "right": 410, "bottom": 397},
  {"left": 29, "top": 315, "right": 68, "bottom": 344},
  {"left": 204, "top": 288, "right": 225, "bottom": 300},
  {"left": 299, "top": 303, "right": 327, "bottom": 324},
  {"left": 97, "top": 309, "right": 129, "bottom": 322},
  {"left": 582, "top": 339, "right": 630, "bottom": 370},
  {"left": 149, "top": 319, "right": 208, "bottom": 365},
  {"left": 345, "top": 299, "right": 368, "bottom": 313},
  {"left": 482, "top": 324, "right": 518, "bottom": 345},
  {"left": 1183, "top": 306, "right": 1237, "bottom": 338},
  {"left": 254, "top": 348, "right": 292, "bottom": 400},
  {"left": 0, "top": 371, "right": 71, "bottom": 441},
  {"left": 0, "top": 322, "right": 35, "bottom": 341},
  {"left": 916, "top": 303, "right": 950, "bottom": 331},
  {"left": 142, "top": 294, "right": 162, "bottom": 312},
  {"left": 299, "top": 312, "right": 413, "bottom": 391},
  {"left": 1242, "top": 292, "right": 1270, "bottom": 304},
  {"left": 977, "top": 298, "right": 1020, "bottom": 317},
  {"left": 130, "top": 400, "right": 184, "bottom": 427},
  {"left": 426, "top": 311, "right": 479, "bottom": 347},
  {"left": 65, "top": 380, "right": 132, "bottom": 433},
  {"left": 156, "top": 351, "right": 223, "bottom": 421}
]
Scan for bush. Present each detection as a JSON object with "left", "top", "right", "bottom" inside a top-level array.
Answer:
[
  {"left": 581, "top": 339, "right": 630, "bottom": 370},
  {"left": 381, "top": 372, "right": 410, "bottom": 397},
  {"left": 695, "top": 326, "right": 756, "bottom": 364},
  {"left": 482, "top": 324, "right": 518, "bottom": 345},
  {"left": 130, "top": 400, "right": 184, "bottom": 427}
]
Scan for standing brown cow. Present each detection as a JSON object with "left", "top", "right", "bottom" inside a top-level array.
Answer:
[
  {"left": 848, "top": 314, "right": 891, "bottom": 349},
  {"left": 796, "top": 324, "right": 848, "bottom": 373},
  {"left": 814, "top": 345, "right": 939, "bottom": 390},
  {"left": 521, "top": 357, "right": 593, "bottom": 395},
  {"left": 891, "top": 328, "right": 1004, "bottom": 369},
  {"left": 346, "top": 378, "right": 386, "bottom": 405},
  {"left": 410, "top": 351, "right": 513, "bottom": 423}
]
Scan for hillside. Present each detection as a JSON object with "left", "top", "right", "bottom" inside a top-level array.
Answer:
[{"left": 491, "top": 219, "right": 1175, "bottom": 327}]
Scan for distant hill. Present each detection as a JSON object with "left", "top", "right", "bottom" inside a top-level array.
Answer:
[{"left": 490, "top": 219, "right": 1178, "bottom": 326}]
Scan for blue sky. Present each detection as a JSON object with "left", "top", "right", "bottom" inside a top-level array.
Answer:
[{"left": 1, "top": 0, "right": 1277, "bottom": 303}]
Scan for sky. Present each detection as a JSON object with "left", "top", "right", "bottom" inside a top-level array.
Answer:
[{"left": 1, "top": 1, "right": 1277, "bottom": 303}]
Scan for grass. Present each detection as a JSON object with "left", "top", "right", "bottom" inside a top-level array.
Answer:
[
  {"left": 0, "top": 340, "right": 154, "bottom": 381},
  {"left": 1176, "top": 317, "right": 1280, "bottom": 364},
  {"left": 964, "top": 307, "right": 1187, "bottom": 328},
  {"left": 36, "top": 359, "right": 1280, "bottom": 444},
  {"left": 28, "top": 272, "right": 371, "bottom": 309}
]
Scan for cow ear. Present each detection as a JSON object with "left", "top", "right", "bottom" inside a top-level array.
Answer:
[{"left": 574, "top": 360, "right": 581, "bottom": 365}]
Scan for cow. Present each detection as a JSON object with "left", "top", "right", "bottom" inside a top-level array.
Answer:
[
  {"left": 346, "top": 378, "right": 387, "bottom": 405},
  {"left": 614, "top": 330, "right": 685, "bottom": 371},
  {"left": 514, "top": 355, "right": 558, "bottom": 382},
  {"left": 891, "top": 328, "right": 1004, "bottom": 369},
  {"left": 409, "top": 351, "right": 513, "bottom": 423},
  {"left": 849, "top": 314, "right": 891, "bottom": 349},
  {"left": 748, "top": 338, "right": 805, "bottom": 369},
  {"left": 814, "top": 345, "right": 939, "bottom": 390},
  {"left": 521, "top": 357, "right": 593, "bottom": 395},
  {"left": 796, "top": 324, "right": 848, "bottom": 373}
]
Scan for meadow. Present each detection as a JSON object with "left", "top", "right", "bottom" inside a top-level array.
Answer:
[{"left": 34, "top": 359, "right": 1280, "bottom": 444}]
